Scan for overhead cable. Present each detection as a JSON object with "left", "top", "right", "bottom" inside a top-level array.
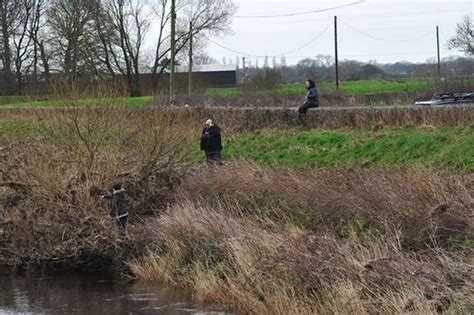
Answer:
[
  {"left": 235, "top": 0, "right": 366, "bottom": 19},
  {"left": 338, "top": 18, "right": 433, "bottom": 42},
  {"left": 205, "top": 23, "right": 331, "bottom": 58}
]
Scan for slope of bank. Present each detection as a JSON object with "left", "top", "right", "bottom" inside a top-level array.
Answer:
[
  {"left": 224, "top": 125, "right": 474, "bottom": 172},
  {"left": 1, "top": 106, "right": 472, "bottom": 313}
]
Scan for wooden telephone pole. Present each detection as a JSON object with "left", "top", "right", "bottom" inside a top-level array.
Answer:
[
  {"left": 188, "top": 22, "right": 193, "bottom": 96},
  {"left": 436, "top": 25, "right": 441, "bottom": 81},
  {"left": 170, "top": 0, "right": 176, "bottom": 103},
  {"left": 334, "top": 15, "right": 339, "bottom": 91}
]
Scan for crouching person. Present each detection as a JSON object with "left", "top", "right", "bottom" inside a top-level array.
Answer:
[{"left": 101, "top": 183, "right": 129, "bottom": 235}]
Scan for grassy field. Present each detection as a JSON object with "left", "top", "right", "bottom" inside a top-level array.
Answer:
[
  {"left": 0, "top": 95, "right": 152, "bottom": 108},
  {"left": 0, "top": 78, "right": 438, "bottom": 108},
  {"left": 206, "top": 78, "right": 437, "bottom": 97},
  {"left": 217, "top": 126, "right": 474, "bottom": 172}
]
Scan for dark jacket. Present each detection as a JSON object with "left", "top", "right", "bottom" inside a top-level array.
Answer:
[
  {"left": 200, "top": 125, "right": 222, "bottom": 153},
  {"left": 306, "top": 86, "right": 319, "bottom": 103},
  {"left": 103, "top": 188, "right": 128, "bottom": 218}
]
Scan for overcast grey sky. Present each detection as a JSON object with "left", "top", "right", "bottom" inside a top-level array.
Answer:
[{"left": 206, "top": 0, "right": 473, "bottom": 65}]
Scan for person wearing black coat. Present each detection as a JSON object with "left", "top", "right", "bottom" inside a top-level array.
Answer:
[
  {"left": 101, "top": 183, "right": 129, "bottom": 234},
  {"left": 200, "top": 119, "right": 223, "bottom": 165},
  {"left": 298, "top": 79, "right": 320, "bottom": 124}
]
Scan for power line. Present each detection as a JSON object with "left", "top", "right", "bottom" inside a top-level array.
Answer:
[
  {"left": 338, "top": 18, "right": 432, "bottom": 43},
  {"left": 235, "top": 0, "right": 366, "bottom": 19},
  {"left": 206, "top": 23, "right": 332, "bottom": 58},
  {"left": 223, "top": 50, "right": 457, "bottom": 61},
  {"left": 339, "top": 50, "right": 454, "bottom": 58}
]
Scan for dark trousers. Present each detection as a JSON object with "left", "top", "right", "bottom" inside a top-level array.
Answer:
[
  {"left": 298, "top": 100, "right": 319, "bottom": 124},
  {"left": 116, "top": 215, "right": 128, "bottom": 233},
  {"left": 298, "top": 100, "right": 319, "bottom": 115},
  {"left": 206, "top": 151, "right": 223, "bottom": 165}
]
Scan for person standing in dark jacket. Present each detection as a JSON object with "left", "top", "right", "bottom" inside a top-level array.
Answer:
[
  {"left": 298, "top": 79, "right": 320, "bottom": 124},
  {"left": 101, "top": 183, "right": 129, "bottom": 234},
  {"left": 200, "top": 119, "right": 223, "bottom": 165}
]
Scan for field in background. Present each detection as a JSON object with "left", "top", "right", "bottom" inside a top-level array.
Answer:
[
  {"left": 0, "top": 95, "right": 152, "bottom": 108},
  {"left": 207, "top": 78, "right": 438, "bottom": 97},
  {"left": 2, "top": 77, "right": 469, "bottom": 108}
]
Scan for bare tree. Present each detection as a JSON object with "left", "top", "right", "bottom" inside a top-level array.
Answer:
[
  {"left": 29, "top": 0, "right": 52, "bottom": 82},
  {"left": 11, "top": 0, "right": 37, "bottom": 93},
  {"left": 94, "top": 0, "right": 235, "bottom": 97},
  {"left": 448, "top": 15, "right": 474, "bottom": 56},
  {"left": 47, "top": 0, "right": 99, "bottom": 78},
  {"left": 0, "top": 0, "right": 20, "bottom": 93},
  {"left": 97, "top": 0, "right": 151, "bottom": 97},
  {"left": 150, "top": 0, "right": 236, "bottom": 91}
]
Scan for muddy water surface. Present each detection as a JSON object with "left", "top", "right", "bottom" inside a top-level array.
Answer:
[{"left": 0, "top": 273, "right": 230, "bottom": 314}]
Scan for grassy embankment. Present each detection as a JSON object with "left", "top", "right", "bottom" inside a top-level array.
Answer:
[
  {"left": 2, "top": 107, "right": 473, "bottom": 173},
  {"left": 1, "top": 106, "right": 473, "bottom": 313},
  {"left": 223, "top": 126, "right": 474, "bottom": 172}
]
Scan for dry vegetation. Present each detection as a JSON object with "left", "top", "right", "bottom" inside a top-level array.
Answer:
[
  {"left": 130, "top": 163, "right": 473, "bottom": 314},
  {"left": 0, "top": 106, "right": 195, "bottom": 269},
  {"left": 2, "top": 103, "right": 474, "bottom": 135},
  {"left": 1, "top": 104, "right": 473, "bottom": 313}
]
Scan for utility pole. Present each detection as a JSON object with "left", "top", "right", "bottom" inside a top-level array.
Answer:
[
  {"left": 170, "top": 0, "right": 176, "bottom": 103},
  {"left": 334, "top": 15, "right": 339, "bottom": 91},
  {"left": 436, "top": 25, "right": 441, "bottom": 81},
  {"left": 242, "top": 56, "right": 246, "bottom": 83},
  {"left": 188, "top": 21, "right": 193, "bottom": 96}
]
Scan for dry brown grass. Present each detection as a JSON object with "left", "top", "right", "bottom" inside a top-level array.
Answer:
[
  {"left": 197, "top": 105, "right": 474, "bottom": 131},
  {"left": 3, "top": 104, "right": 473, "bottom": 137},
  {"left": 179, "top": 162, "right": 473, "bottom": 249},
  {"left": 0, "top": 107, "right": 195, "bottom": 269},
  {"left": 135, "top": 105, "right": 473, "bottom": 131},
  {"left": 130, "top": 162, "right": 473, "bottom": 314}
]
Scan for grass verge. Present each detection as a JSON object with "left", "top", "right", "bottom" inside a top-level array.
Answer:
[{"left": 223, "top": 126, "right": 474, "bottom": 172}]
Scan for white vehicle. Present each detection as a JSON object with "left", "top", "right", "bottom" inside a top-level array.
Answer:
[{"left": 415, "top": 93, "right": 474, "bottom": 106}]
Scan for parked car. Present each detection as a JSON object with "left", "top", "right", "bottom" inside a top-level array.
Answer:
[{"left": 415, "top": 92, "right": 474, "bottom": 106}]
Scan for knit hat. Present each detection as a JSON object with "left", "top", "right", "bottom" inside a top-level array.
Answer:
[{"left": 205, "top": 119, "right": 214, "bottom": 126}]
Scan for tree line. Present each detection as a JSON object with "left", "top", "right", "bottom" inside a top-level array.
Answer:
[
  {"left": 236, "top": 55, "right": 473, "bottom": 88},
  {"left": 0, "top": 0, "right": 236, "bottom": 96}
]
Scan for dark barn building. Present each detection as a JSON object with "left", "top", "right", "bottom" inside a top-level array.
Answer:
[
  {"left": 180, "top": 64, "right": 237, "bottom": 88},
  {"left": 0, "top": 64, "right": 237, "bottom": 96},
  {"left": 136, "top": 64, "right": 237, "bottom": 95}
]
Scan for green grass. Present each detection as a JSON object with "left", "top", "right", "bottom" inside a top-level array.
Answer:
[
  {"left": 0, "top": 117, "right": 46, "bottom": 136},
  {"left": 0, "top": 95, "right": 31, "bottom": 106},
  {"left": 2, "top": 111, "right": 473, "bottom": 172},
  {"left": 206, "top": 79, "right": 437, "bottom": 97},
  {"left": 332, "top": 79, "right": 434, "bottom": 95},
  {"left": 0, "top": 96, "right": 153, "bottom": 108},
  {"left": 221, "top": 126, "right": 474, "bottom": 172}
]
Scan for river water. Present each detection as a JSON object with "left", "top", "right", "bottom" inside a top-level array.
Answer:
[{"left": 0, "top": 273, "right": 230, "bottom": 314}]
